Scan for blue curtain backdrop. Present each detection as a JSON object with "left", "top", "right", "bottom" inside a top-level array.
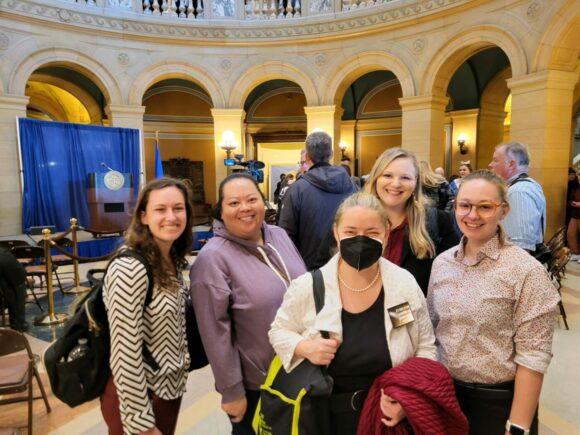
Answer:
[{"left": 18, "top": 118, "right": 141, "bottom": 232}]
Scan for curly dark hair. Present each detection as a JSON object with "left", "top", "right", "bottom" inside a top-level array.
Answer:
[{"left": 123, "top": 177, "right": 194, "bottom": 292}]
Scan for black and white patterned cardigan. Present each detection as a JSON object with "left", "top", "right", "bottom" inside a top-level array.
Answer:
[{"left": 103, "top": 256, "right": 189, "bottom": 434}]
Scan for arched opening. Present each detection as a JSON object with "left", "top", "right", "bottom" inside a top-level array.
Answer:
[
  {"left": 142, "top": 78, "right": 216, "bottom": 215},
  {"left": 25, "top": 66, "right": 106, "bottom": 125},
  {"left": 444, "top": 47, "right": 511, "bottom": 177},
  {"left": 243, "top": 79, "right": 307, "bottom": 202},
  {"left": 337, "top": 70, "right": 403, "bottom": 176}
]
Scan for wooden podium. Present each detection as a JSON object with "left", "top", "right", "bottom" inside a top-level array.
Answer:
[{"left": 87, "top": 172, "right": 134, "bottom": 232}]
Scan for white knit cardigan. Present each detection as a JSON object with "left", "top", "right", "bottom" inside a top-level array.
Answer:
[{"left": 269, "top": 254, "right": 437, "bottom": 372}]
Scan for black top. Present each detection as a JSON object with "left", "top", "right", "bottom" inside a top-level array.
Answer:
[
  {"left": 329, "top": 289, "right": 392, "bottom": 393},
  {"left": 400, "top": 207, "right": 461, "bottom": 295}
]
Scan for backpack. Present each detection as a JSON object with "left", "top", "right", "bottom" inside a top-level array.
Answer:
[
  {"left": 43, "top": 249, "right": 156, "bottom": 408},
  {"left": 253, "top": 269, "right": 333, "bottom": 435}
]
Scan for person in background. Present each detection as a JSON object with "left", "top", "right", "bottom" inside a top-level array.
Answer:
[
  {"left": 566, "top": 167, "right": 580, "bottom": 261},
  {"left": 273, "top": 173, "right": 286, "bottom": 205},
  {"left": 489, "top": 141, "right": 547, "bottom": 253},
  {"left": 449, "top": 161, "right": 472, "bottom": 196},
  {"left": 364, "top": 148, "right": 460, "bottom": 295},
  {"left": 190, "top": 173, "right": 306, "bottom": 434},
  {"left": 278, "top": 173, "right": 295, "bottom": 202},
  {"left": 427, "top": 170, "right": 559, "bottom": 435},
  {"left": 434, "top": 166, "right": 446, "bottom": 178},
  {"left": 420, "top": 161, "right": 453, "bottom": 211},
  {"left": 101, "top": 178, "right": 193, "bottom": 435},
  {"left": 270, "top": 192, "right": 436, "bottom": 435},
  {"left": 341, "top": 159, "right": 362, "bottom": 191},
  {"left": 278, "top": 131, "right": 356, "bottom": 270},
  {"left": 0, "top": 247, "right": 28, "bottom": 331}
]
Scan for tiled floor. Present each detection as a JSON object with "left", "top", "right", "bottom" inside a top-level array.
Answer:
[{"left": 1, "top": 261, "right": 579, "bottom": 434}]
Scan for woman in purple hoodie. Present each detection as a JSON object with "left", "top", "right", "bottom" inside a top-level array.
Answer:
[{"left": 190, "top": 173, "right": 306, "bottom": 434}]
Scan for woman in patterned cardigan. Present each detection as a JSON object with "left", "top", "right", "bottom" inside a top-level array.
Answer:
[{"left": 100, "top": 178, "right": 194, "bottom": 435}]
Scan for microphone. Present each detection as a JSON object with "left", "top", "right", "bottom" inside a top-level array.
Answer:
[{"left": 101, "top": 162, "right": 115, "bottom": 172}]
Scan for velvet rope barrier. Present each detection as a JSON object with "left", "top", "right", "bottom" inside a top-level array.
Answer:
[{"left": 34, "top": 228, "right": 70, "bottom": 326}]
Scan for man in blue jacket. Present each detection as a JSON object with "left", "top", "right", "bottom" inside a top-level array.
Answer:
[{"left": 279, "top": 131, "right": 356, "bottom": 270}]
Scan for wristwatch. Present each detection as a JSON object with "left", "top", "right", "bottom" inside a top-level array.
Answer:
[{"left": 505, "top": 420, "right": 530, "bottom": 435}]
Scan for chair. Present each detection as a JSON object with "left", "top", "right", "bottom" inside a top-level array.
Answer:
[
  {"left": 546, "top": 225, "right": 567, "bottom": 252},
  {"left": 0, "top": 240, "right": 31, "bottom": 252},
  {"left": 547, "top": 246, "right": 571, "bottom": 330},
  {"left": 10, "top": 246, "right": 64, "bottom": 295},
  {"left": 0, "top": 328, "right": 51, "bottom": 434}
]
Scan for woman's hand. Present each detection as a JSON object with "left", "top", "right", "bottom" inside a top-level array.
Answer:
[
  {"left": 139, "top": 428, "right": 162, "bottom": 435},
  {"left": 295, "top": 337, "right": 340, "bottom": 365},
  {"left": 380, "top": 389, "right": 407, "bottom": 427},
  {"left": 222, "top": 396, "right": 247, "bottom": 423}
]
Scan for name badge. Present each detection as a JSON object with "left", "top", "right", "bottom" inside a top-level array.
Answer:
[{"left": 387, "top": 302, "right": 414, "bottom": 328}]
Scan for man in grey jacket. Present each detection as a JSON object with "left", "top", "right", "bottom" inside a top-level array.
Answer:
[{"left": 278, "top": 131, "right": 356, "bottom": 269}]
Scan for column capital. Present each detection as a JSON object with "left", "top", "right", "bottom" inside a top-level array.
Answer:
[
  {"left": 398, "top": 95, "right": 449, "bottom": 111},
  {"left": 105, "top": 104, "right": 146, "bottom": 117},
  {"left": 507, "top": 70, "right": 579, "bottom": 94},
  {"left": 0, "top": 94, "right": 29, "bottom": 111},
  {"left": 304, "top": 105, "right": 339, "bottom": 116},
  {"left": 211, "top": 108, "right": 246, "bottom": 119},
  {"left": 449, "top": 108, "right": 479, "bottom": 120}
]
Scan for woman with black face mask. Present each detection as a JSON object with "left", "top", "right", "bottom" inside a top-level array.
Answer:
[{"left": 269, "top": 192, "right": 436, "bottom": 434}]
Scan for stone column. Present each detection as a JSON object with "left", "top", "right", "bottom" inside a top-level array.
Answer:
[
  {"left": 0, "top": 95, "right": 28, "bottom": 235},
  {"left": 477, "top": 107, "right": 506, "bottom": 170},
  {"left": 340, "top": 120, "right": 356, "bottom": 172},
  {"left": 211, "top": 108, "right": 245, "bottom": 200},
  {"left": 105, "top": 104, "right": 146, "bottom": 183},
  {"left": 399, "top": 95, "right": 448, "bottom": 167},
  {"left": 304, "top": 105, "right": 343, "bottom": 164},
  {"left": 507, "top": 70, "right": 579, "bottom": 237}
]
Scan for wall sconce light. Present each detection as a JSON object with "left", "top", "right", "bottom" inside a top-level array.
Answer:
[
  {"left": 220, "top": 130, "right": 237, "bottom": 161},
  {"left": 457, "top": 133, "right": 468, "bottom": 155},
  {"left": 339, "top": 141, "right": 348, "bottom": 160}
]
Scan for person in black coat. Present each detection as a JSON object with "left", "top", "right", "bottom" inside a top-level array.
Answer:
[
  {"left": 364, "top": 148, "right": 460, "bottom": 295},
  {"left": 0, "top": 247, "right": 28, "bottom": 331},
  {"left": 278, "top": 132, "right": 356, "bottom": 270}
]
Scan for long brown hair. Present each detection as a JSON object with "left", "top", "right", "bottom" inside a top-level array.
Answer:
[
  {"left": 364, "top": 148, "right": 436, "bottom": 259},
  {"left": 124, "top": 177, "right": 194, "bottom": 292}
]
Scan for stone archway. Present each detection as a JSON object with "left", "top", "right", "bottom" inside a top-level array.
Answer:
[
  {"left": 8, "top": 47, "right": 122, "bottom": 106},
  {"left": 228, "top": 61, "right": 319, "bottom": 109},
  {"left": 533, "top": 0, "right": 580, "bottom": 73},
  {"left": 421, "top": 25, "right": 527, "bottom": 97},
  {"left": 129, "top": 61, "right": 225, "bottom": 109},
  {"left": 322, "top": 51, "right": 415, "bottom": 105}
]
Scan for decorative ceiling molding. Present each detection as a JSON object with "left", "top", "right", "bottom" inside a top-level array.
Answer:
[
  {"left": 143, "top": 85, "right": 213, "bottom": 106},
  {"left": 0, "top": 0, "right": 468, "bottom": 44},
  {"left": 247, "top": 86, "right": 305, "bottom": 121},
  {"left": 357, "top": 78, "right": 401, "bottom": 119}
]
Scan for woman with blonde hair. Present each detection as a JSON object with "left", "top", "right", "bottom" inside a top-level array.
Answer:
[
  {"left": 427, "top": 170, "right": 559, "bottom": 434},
  {"left": 270, "top": 192, "right": 436, "bottom": 434},
  {"left": 364, "top": 148, "right": 460, "bottom": 295},
  {"left": 419, "top": 160, "right": 453, "bottom": 211}
]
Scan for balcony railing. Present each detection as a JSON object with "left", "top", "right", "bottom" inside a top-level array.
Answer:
[{"left": 63, "top": 0, "right": 396, "bottom": 19}]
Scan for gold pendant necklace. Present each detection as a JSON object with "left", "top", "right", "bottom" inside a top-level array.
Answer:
[{"left": 338, "top": 267, "right": 381, "bottom": 293}]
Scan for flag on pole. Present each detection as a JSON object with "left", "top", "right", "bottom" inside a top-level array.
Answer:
[{"left": 154, "top": 131, "right": 164, "bottom": 179}]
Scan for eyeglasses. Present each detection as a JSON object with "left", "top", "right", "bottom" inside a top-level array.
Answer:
[{"left": 455, "top": 201, "right": 506, "bottom": 218}]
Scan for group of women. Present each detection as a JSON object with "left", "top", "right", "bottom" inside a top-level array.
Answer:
[{"left": 100, "top": 147, "right": 559, "bottom": 435}]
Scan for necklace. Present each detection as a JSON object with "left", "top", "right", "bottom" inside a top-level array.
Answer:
[{"left": 338, "top": 267, "right": 381, "bottom": 293}]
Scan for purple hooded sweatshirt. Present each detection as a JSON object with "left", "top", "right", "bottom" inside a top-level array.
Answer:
[{"left": 190, "top": 220, "right": 306, "bottom": 403}]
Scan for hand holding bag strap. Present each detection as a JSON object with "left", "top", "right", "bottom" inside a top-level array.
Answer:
[{"left": 311, "top": 269, "right": 330, "bottom": 340}]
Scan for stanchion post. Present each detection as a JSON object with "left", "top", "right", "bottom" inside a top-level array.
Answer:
[
  {"left": 34, "top": 228, "right": 69, "bottom": 326},
  {"left": 67, "top": 217, "right": 91, "bottom": 294}
]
